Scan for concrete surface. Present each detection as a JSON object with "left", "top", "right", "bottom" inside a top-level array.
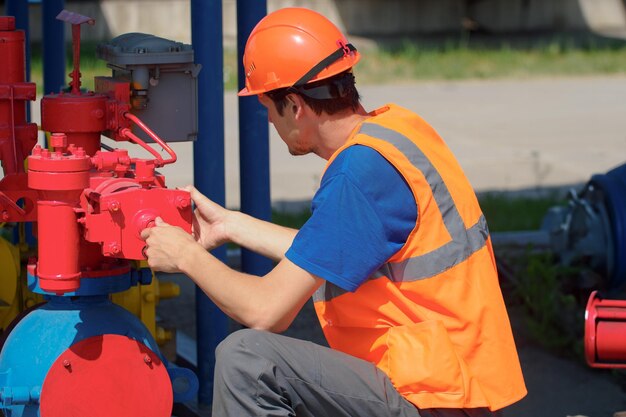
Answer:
[{"left": 153, "top": 75, "right": 626, "bottom": 416}]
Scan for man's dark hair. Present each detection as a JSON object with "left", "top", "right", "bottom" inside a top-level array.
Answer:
[{"left": 265, "top": 70, "right": 360, "bottom": 116}]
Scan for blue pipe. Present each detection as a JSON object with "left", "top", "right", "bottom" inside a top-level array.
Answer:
[
  {"left": 190, "top": 0, "right": 229, "bottom": 408},
  {"left": 590, "top": 163, "right": 626, "bottom": 291},
  {"left": 237, "top": 0, "right": 272, "bottom": 276},
  {"left": 42, "top": 0, "right": 65, "bottom": 94}
]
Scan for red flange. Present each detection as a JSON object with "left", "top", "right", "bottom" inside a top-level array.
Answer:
[
  {"left": 40, "top": 334, "right": 173, "bottom": 417},
  {"left": 40, "top": 93, "right": 108, "bottom": 156},
  {"left": 28, "top": 144, "right": 92, "bottom": 191}
]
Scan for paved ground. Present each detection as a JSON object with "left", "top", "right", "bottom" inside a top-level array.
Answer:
[{"left": 107, "top": 76, "right": 626, "bottom": 416}]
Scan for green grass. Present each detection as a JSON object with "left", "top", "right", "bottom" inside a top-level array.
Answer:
[
  {"left": 478, "top": 192, "right": 565, "bottom": 232},
  {"left": 29, "top": 42, "right": 105, "bottom": 94},
  {"left": 28, "top": 35, "right": 626, "bottom": 94},
  {"left": 272, "top": 209, "right": 312, "bottom": 230},
  {"left": 271, "top": 193, "right": 565, "bottom": 232},
  {"left": 353, "top": 36, "right": 626, "bottom": 84}
]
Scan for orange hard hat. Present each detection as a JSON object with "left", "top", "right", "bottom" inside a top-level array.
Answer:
[{"left": 238, "top": 7, "right": 361, "bottom": 96}]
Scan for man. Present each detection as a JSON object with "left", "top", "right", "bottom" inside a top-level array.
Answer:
[{"left": 141, "top": 7, "right": 527, "bottom": 417}]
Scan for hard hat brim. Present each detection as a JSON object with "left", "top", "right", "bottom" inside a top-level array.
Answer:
[{"left": 237, "top": 86, "right": 256, "bottom": 97}]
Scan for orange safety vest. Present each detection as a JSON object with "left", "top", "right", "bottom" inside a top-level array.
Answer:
[{"left": 313, "top": 104, "right": 527, "bottom": 410}]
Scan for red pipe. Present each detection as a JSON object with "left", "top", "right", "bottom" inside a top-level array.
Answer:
[
  {"left": 28, "top": 141, "right": 91, "bottom": 294},
  {"left": 122, "top": 112, "right": 177, "bottom": 166},
  {"left": 36, "top": 200, "right": 81, "bottom": 294},
  {"left": 0, "top": 16, "right": 37, "bottom": 176}
]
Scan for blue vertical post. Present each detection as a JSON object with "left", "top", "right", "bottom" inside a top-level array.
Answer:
[
  {"left": 237, "top": 0, "right": 272, "bottom": 276},
  {"left": 191, "top": 0, "right": 229, "bottom": 409},
  {"left": 42, "top": 0, "right": 65, "bottom": 94}
]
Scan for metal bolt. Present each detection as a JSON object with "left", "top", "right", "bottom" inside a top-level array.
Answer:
[
  {"left": 175, "top": 196, "right": 190, "bottom": 209},
  {"left": 50, "top": 133, "right": 67, "bottom": 148},
  {"left": 143, "top": 292, "right": 155, "bottom": 303},
  {"left": 144, "top": 355, "right": 152, "bottom": 364},
  {"left": 107, "top": 200, "right": 120, "bottom": 212},
  {"left": 63, "top": 360, "right": 71, "bottom": 368},
  {"left": 108, "top": 242, "right": 121, "bottom": 255}
]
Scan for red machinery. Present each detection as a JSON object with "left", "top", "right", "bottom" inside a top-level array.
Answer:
[
  {"left": 0, "top": 16, "right": 38, "bottom": 220},
  {"left": 585, "top": 291, "right": 626, "bottom": 368},
  {"left": 0, "top": 11, "right": 197, "bottom": 416},
  {"left": 0, "top": 11, "right": 192, "bottom": 295}
]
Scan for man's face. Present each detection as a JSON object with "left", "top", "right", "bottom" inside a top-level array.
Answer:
[{"left": 258, "top": 94, "right": 313, "bottom": 156}]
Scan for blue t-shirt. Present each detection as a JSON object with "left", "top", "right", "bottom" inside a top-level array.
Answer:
[{"left": 285, "top": 145, "right": 417, "bottom": 292}]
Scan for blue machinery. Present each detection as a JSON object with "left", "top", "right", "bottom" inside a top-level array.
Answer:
[
  {"left": 2, "top": 0, "right": 271, "bottom": 414},
  {"left": 493, "top": 163, "right": 626, "bottom": 295},
  {"left": 493, "top": 162, "right": 626, "bottom": 368}
]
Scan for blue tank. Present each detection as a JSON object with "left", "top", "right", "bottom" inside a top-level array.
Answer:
[{"left": 0, "top": 295, "right": 195, "bottom": 417}]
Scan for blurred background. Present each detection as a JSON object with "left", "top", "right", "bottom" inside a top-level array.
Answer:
[{"left": 2, "top": 1, "right": 626, "bottom": 416}]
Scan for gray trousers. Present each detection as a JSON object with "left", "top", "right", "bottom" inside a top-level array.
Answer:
[{"left": 212, "top": 329, "right": 497, "bottom": 417}]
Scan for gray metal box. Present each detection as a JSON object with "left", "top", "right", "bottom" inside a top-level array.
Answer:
[{"left": 96, "top": 33, "right": 201, "bottom": 142}]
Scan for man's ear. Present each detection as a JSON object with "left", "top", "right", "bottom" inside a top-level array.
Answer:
[{"left": 286, "top": 93, "right": 307, "bottom": 120}]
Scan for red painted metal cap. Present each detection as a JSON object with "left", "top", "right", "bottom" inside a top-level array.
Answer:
[
  {"left": 40, "top": 334, "right": 173, "bottom": 417},
  {"left": 584, "top": 290, "right": 626, "bottom": 368},
  {"left": 0, "top": 17, "right": 16, "bottom": 31}
]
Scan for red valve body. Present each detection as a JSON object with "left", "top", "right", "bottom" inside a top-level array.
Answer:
[
  {"left": 27, "top": 144, "right": 91, "bottom": 293},
  {"left": 1, "top": 14, "right": 192, "bottom": 294}
]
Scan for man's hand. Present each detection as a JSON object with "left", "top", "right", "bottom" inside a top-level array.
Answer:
[
  {"left": 185, "top": 186, "right": 298, "bottom": 262},
  {"left": 138, "top": 188, "right": 322, "bottom": 332},
  {"left": 140, "top": 217, "right": 199, "bottom": 273},
  {"left": 184, "top": 185, "right": 232, "bottom": 250}
]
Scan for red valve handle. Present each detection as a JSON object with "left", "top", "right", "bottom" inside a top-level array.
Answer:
[{"left": 119, "top": 112, "right": 177, "bottom": 167}]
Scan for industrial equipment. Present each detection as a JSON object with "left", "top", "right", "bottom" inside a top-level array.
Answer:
[
  {"left": 541, "top": 163, "right": 626, "bottom": 368},
  {"left": 495, "top": 162, "right": 626, "bottom": 369},
  {"left": 0, "top": 11, "right": 198, "bottom": 416}
]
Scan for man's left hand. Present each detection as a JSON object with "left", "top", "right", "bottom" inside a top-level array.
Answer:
[{"left": 140, "top": 217, "right": 198, "bottom": 273}]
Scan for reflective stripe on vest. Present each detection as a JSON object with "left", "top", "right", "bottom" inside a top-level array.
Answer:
[{"left": 314, "top": 123, "right": 489, "bottom": 303}]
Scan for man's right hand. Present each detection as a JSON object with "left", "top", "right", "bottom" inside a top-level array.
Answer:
[
  {"left": 182, "top": 185, "right": 232, "bottom": 250},
  {"left": 182, "top": 185, "right": 298, "bottom": 262}
]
